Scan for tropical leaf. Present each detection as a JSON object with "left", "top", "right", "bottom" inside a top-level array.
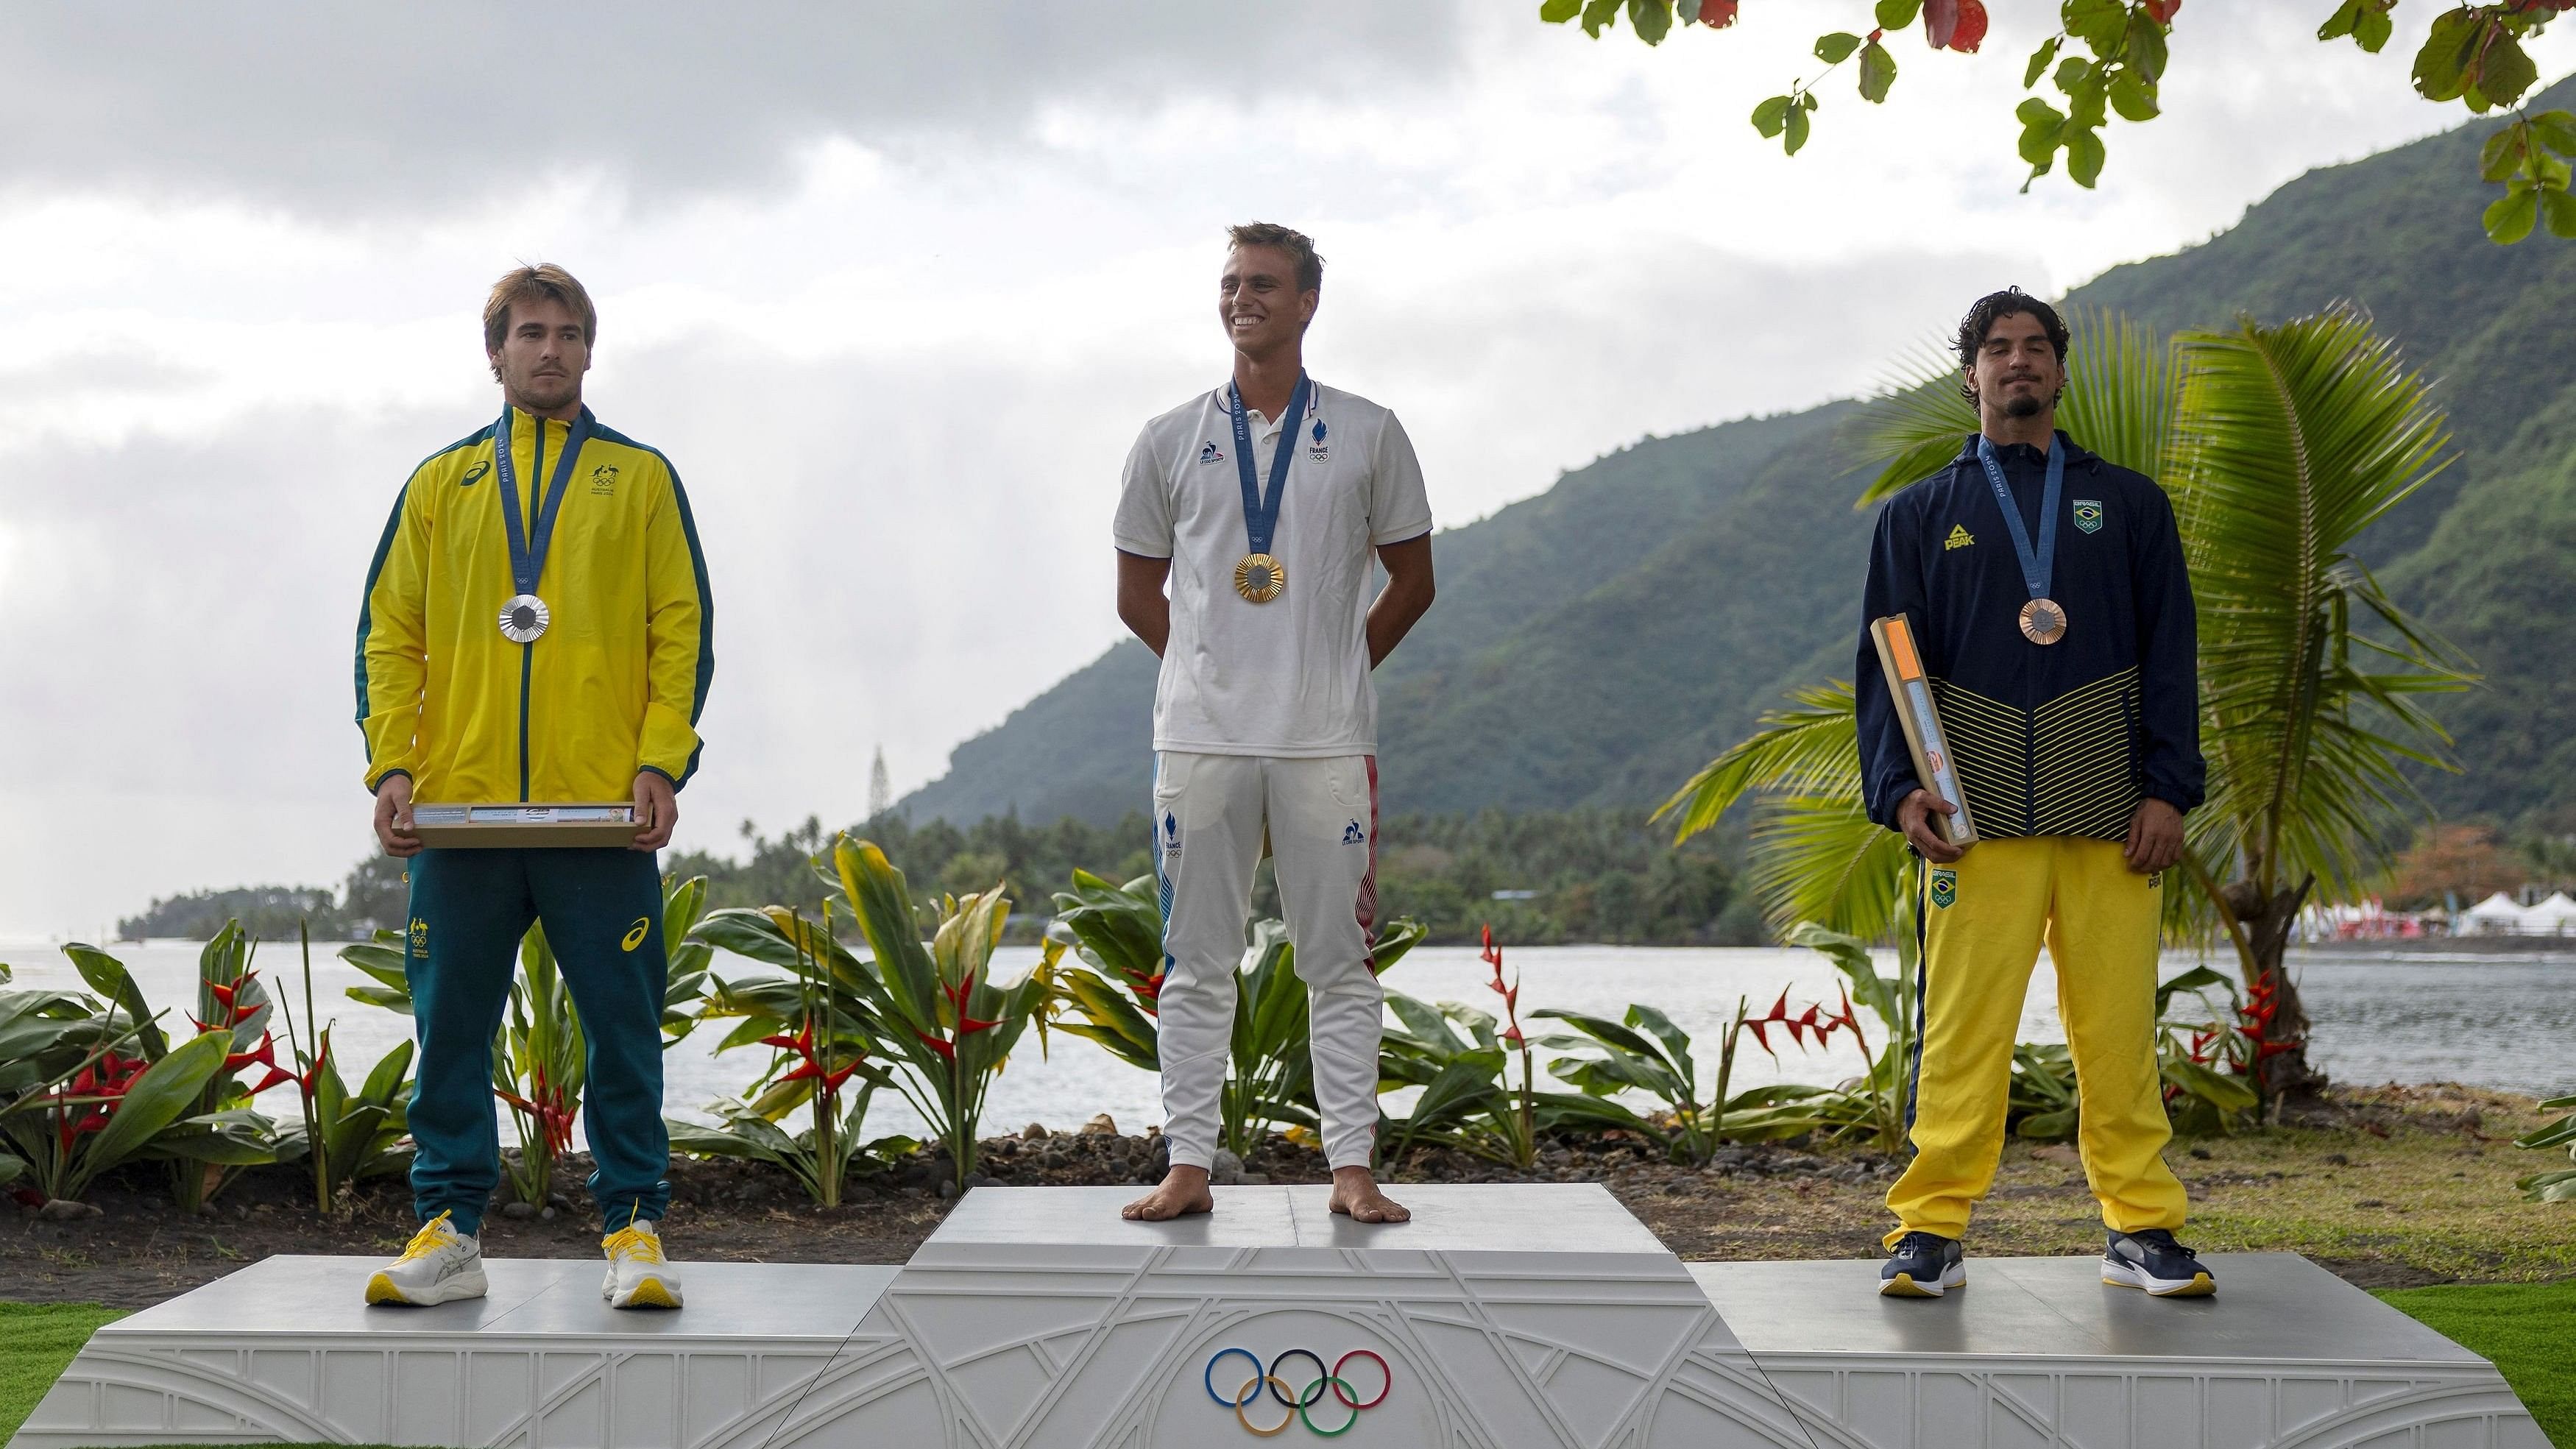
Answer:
[
  {"left": 1655, "top": 681, "right": 1863, "bottom": 840},
  {"left": 2170, "top": 306, "right": 2471, "bottom": 899}
]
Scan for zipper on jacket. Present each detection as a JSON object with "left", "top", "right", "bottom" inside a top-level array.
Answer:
[{"left": 519, "top": 413, "right": 541, "bottom": 802}]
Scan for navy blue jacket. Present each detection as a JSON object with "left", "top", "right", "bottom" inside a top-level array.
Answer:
[{"left": 1856, "top": 431, "right": 2204, "bottom": 840}]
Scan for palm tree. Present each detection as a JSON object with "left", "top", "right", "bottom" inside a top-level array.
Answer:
[{"left": 1660, "top": 305, "right": 2472, "bottom": 1105}]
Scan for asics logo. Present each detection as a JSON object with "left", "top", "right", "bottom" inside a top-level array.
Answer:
[{"left": 620, "top": 916, "right": 652, "bottom": 952}]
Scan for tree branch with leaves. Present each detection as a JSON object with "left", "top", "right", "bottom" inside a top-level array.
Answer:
[{"left": 1542, "top": 0, "right": 2576, "bottom": 242}]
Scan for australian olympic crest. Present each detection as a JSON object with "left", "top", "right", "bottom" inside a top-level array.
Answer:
[{"left": 1203, "top": 1346, "right": 1391, "bottom": 1436}]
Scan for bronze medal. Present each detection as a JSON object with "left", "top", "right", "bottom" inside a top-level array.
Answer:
[
  {"left": 2019, "top": 597, "right": 2067, "bottom": 645},
  {"left": 1234, "top": 553, "right": 1285, "bottom": 603}
]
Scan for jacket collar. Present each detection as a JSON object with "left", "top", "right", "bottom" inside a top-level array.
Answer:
[{"left": 1950, "top": 428, "right": 2096, "bottom": 473}]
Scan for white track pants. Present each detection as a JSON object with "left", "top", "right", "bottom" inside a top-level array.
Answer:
[{"left": 1153, "top": 751, "right": 1383, "bottom": 1172}]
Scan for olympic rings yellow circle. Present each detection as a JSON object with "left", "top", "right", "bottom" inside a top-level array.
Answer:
[{"left": 1234, "top": 1375, "right": 1297, "bottom": 1436}]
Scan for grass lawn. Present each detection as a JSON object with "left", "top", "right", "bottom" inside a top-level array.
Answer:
[
  {"left": 4, "top": 1282, "right": 2568, "bottom": 1448},
  {"left": 2374, "top": 1278, "right": 2576, "bottom": 1447}
]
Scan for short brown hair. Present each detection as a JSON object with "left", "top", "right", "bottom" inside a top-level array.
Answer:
[
  {"left": 1226, "top": 222, "right": 1323, "bottom": 293},
  {"left": 483, "top": 263, "right": 597, "bottom": 358}
]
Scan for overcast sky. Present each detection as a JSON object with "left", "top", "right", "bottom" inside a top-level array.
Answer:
[{"left": 2, "top": 4, "right": 2566, "bottom": 939}]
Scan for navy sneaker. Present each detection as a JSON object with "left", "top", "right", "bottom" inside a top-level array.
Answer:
[
  {"left": 1880, "top": 1231, "right": 1965, "bottom": 1298},
  {"left": 2103, "top": 1228, "right": 2216, "bottom": 1297}
]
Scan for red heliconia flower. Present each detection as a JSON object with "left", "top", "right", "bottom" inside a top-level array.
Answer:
[
  {"left": 943, "top": 971, "right": 980, "bottom": 1016},
  {"left": 1501, "top": 1025, "right": 1526, "bottom": 1047},
  {"left": 957, "top": 1014, "right": 1002, "bottom": 1035},
  {"left": 916, "top": 1030, "right": 958, "bottom": 1062},
  {"left": 295, "top": 1032, "right": 333, "bottom": 1095}
]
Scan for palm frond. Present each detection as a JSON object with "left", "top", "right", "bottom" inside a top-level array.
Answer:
[
  {"left": 1745, "top": 793, "right": 1912, "bottom": 939},
  {"left": 1655, "top": 681, "right": 1860, "bottom": 842},
  {"left": 1841, "top": 340, "right": 1976, "bottom": 508},
  {"left": 2170, "top": 306, "right": 2473, "bottom": 898}
]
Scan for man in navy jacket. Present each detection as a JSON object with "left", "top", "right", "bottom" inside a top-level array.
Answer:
[{"left": 1857, "top": 289, "right": 2215, "bottom": 1300}]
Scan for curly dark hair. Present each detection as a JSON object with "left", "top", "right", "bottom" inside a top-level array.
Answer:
[
  {"left": 1956, "top": 287, "right": 2069, "bottom": 403},
  {"left": 1226, "top": 221, "right": 1324, "bottom": 293}
]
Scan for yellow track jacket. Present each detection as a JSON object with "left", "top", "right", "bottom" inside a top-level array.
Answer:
[{"left": 356, "top": 405, "right": 713, "bottom": 802}]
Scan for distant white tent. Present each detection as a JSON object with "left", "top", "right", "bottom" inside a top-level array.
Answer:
[
  {"left": 2458, "top": 891, "right": 2530, "bottom": 935},
  {"left": 2522, "top": 891, "right": 2576, "bottom": 936}
]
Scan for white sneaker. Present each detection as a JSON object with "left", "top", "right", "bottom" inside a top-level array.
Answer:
[
  {"left": 366, "top": 1211, "right": 489, "bottom": 1306},
  {"left": 602, "top": 1219, "right": 683, "bottom": 1309}
]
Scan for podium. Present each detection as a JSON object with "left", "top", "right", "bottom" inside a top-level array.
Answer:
[{"left": 12, "top": 1184, "right": 2543, "bottom": 1448}]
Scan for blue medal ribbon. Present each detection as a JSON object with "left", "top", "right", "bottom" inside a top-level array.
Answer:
[
  {"left": 1975, "top": 433, "right": 2064, "bottom": 606},
  {"left": 1226, "top": 374, "right": 1312, "bottom": 559},
  {"left": 492, "top": 404, "right": 592, "bottom": 606}
]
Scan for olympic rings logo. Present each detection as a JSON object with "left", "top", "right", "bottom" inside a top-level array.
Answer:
[{"left": 1203, "top": 1347, "right": 1390, "bottom": 1437}]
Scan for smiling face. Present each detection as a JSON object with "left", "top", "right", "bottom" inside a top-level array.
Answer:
[
  {"left": 487, "top": 294, "right": 592, "bottom": 415},
  {"left": 1217, "top": 244, "right": 1317, "bottom": 358},
  {"left": 1967, "top": 309, "right": 2064, "bottom": 424}
]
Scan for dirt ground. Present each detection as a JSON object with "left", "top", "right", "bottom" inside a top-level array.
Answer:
[{"left": 7, "top": 1083, "right": 2568, "bottom": 1308}]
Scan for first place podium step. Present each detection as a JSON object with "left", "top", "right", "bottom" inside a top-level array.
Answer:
[{"left": 12, "top": 1184, "right": 2546, "bottom": 1449}]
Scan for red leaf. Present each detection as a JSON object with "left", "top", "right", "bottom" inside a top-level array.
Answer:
[
  {"left": 1948, "top": 0, "right": 1988, "bottom": 52},
  {"left": 1922, "top": 0, "right": 1959, "bottom": 49},
  {"left": 1701, "top": 0, "right": 1738, "bottom": 27}
]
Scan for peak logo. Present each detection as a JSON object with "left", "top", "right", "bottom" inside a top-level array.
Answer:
[
  {"left": 1203, "top": 1347, "right": 1389, "bottom": 1436},
  {"left": 1944, "top": 523, "right": 1975, "bottom": 550}
]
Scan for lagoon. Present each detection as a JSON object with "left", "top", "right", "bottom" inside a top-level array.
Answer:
[{"left": 4, "top": 939, "right": 2568, "bottom": 1147}]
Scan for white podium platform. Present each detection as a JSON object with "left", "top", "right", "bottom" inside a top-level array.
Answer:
[
  {"left": 13, "top": 1186, "right": 2543, "bottom": 1449},
  {"left": 1692, "top": 1255, "right": 2546, "bottom": 1449}
]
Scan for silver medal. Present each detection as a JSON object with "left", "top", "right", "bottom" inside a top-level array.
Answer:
[{"left": 498, "top": 592, "right": 550, "bottom": 644}]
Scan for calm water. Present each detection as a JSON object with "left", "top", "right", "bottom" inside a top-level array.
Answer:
[{"left": 4, "top": 939, "right": 2568, "bottom": 1146}]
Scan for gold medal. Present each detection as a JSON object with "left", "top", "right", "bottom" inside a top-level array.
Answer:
[
  {"left": 2020, "top": 597, "right": 2067, "bottom": 645},
  {"left": 1234, "top": 553, "right": 1285, "bottom": 603}
]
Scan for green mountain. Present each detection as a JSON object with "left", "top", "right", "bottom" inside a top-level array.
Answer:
[{"left": 904, "top": 77, "right": 2576, "bottom": 832}]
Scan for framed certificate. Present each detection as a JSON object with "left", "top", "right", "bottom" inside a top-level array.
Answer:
[
  {"left": 1869, "top": 614, "right": 1977, "bottom": 849},
  {"left": 408, "top": 803, "right": 640, "bottom": 849}
]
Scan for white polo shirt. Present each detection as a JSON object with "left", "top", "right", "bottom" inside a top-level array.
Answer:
[{"left": 1114, "top": 379, "right": 1432, "bottom": 759}]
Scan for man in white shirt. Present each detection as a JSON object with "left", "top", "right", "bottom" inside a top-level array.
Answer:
[{"left": 1113, "top": 222, "right": 1436, "bottom": 1224}]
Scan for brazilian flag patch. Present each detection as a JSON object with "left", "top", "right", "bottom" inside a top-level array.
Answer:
[
  {"left": 1929, "top": 868, "right": 1957, "bottom": 909},
  {"left": 2072, "top": 498, "right": 2104, "bottom": 534}
]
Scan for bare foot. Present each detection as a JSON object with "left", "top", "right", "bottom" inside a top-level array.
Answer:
[
  {"left": 1327, "top": 1166, "right": 1410, "bottom": 1224},
  {"left": 1122, "top": 1165, "right": 1214, "bottom": 1221}
]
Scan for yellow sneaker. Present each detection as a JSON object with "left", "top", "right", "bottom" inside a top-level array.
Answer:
[
  {"left": 602, "top": 1219, "right": 683, "bottom": 1309},
  {"left": 365, "top": 1211, "right": 487, "bottom": 1306}
]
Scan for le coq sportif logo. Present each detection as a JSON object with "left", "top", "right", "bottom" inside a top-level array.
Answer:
[{"left": 1203, "top": 1347, "right": 1390, "bottom": 1436}]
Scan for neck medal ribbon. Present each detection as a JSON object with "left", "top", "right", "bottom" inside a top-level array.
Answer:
[
  {"left": 1225, "top": 374, "right": 1312, "bottom": 603},
  {"left": 491, "top": 405, "right": 592, "bottom": 643},
  {"left": 1975, "top": 433, "right": 2068, "bottom": 645}
]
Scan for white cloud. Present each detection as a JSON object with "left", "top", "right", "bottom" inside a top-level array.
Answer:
[{"left": 0, "top": 4, "right": 2566, "bottom": 935}]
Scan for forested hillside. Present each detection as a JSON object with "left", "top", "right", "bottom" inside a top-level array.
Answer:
[{"left": 903, "top": 77, "right": 2576, "bottom": 835}]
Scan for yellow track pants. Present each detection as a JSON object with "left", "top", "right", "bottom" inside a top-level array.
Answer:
[{"left": 1883, "top": 835, "right": 2187, "bottom": 1247}]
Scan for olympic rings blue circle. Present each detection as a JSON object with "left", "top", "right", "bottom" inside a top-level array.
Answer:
[
  {"left": 1265, "top": 1348, "right": 1331, "bottom": 1409},
  {"left": 1205, "top": 1347, "right": 1264, "bottom": 1408}
]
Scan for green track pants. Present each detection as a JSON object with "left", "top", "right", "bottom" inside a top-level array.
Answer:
[{"left": 404, "top": 847, "right": 669, "bottom": 1234}]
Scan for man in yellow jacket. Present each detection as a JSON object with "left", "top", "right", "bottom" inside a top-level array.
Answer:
[{"left": 355, "top": 263, "right": 712, "bottom": 1310}]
